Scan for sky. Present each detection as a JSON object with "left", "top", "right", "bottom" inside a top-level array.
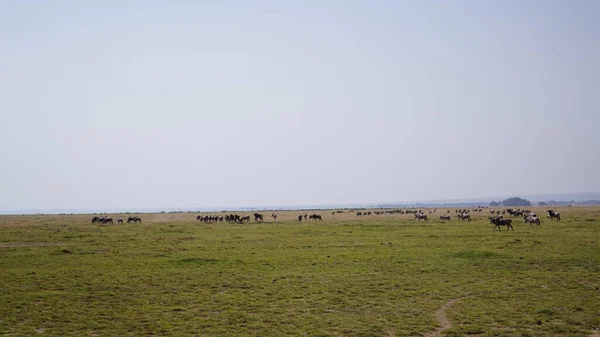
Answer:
[{"left": 1, "top": 1, "right": 599, "bottom": 211}]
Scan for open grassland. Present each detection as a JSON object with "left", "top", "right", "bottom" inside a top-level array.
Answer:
[{"left": 1, "top": 207, "right": 599, "bottom": 337}]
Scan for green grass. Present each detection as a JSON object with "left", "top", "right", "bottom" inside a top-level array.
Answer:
[{"left": 1, "top": 207, "right": 599, "bottom": 336}]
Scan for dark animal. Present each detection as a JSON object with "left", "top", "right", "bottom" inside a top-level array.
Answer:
[
  {"left": 547, "top": 209, "right": 561, "bottom": 221},
  {"left": 309, "top": 214, "right": 322, "bottom": 221},
  {"left": 525, "top": 216, "right": 541, "bottom": 227},
  {"left": 254, "top": 213, "right": 264, "bottom": 222},
  {"left": 490, "top": 217, "right": 513, "bottom": 231},
  {"left": 92, "top": 216, "right": 100, "bottom": 224},
  {"left": 117, "top": 218, "right": 123, "bottom": 224},
  {"left": 415, "top": 213, "right": 428, "bottom": 221},
  {"left": 298, "top": 215, "right": 303, "bottom": 222}
]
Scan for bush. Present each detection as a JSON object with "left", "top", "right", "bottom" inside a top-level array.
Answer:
[{"left": 502, "top": 197, "right": 531, "bottom": 206}]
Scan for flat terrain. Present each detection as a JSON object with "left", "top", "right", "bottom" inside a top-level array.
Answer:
[{"left": 1, "top": 207, "right": 599, "bottom": 336}]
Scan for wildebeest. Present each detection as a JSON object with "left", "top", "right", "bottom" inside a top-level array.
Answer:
[
  {"left": 95, "top": 216, "right": 112, "bottom": 224},
  {"left": 196, "top": 215, "right": 220, "bottom": 223},
  {"left": 457, "top": 213, "right": 471, "bottom": 221},
  {"left": 127, "top": 216, "right": 142, "bottom": 223},
  {"left": 225, "top": 214, "right": 241, "bottom": 223},
  {"left": 547, "top": 209, "right": 561, "bottom": 221},
  {"left": 490, "top": 217, "right": 513, "bottom": 231},
  {"left": 309, "top": 214, "right": 322, "bottom": 221},
  {"left": 298, "top": 214, "right": 303, "bottom": 222},
  {"left": 271, "top": 213, "right": 278, "bottom": 221},
  {"left": 440, "top": 215, "right": 451, "bottom": 221},
  {"left": 414, "top": 213, "right": 428, "bottom": 221},
  {"left": 254, "top": 213, "right": 264, "bottom": 222},
  {"left": 117, "top": 218, "right": 123, "bottom": 224},
  {"left": 240, "top": 216, "right": 251, "bottom": 223},
  {"left": 524, "top": 215, "right": 541, "bottom": 227}
]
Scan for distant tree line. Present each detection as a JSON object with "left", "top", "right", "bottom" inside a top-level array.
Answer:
[
  {"left": 542, "top": 200, "right": 600, "bottom": 206},
  {"left": 490, "top": 198, "right": 600, "bottom": 207}
]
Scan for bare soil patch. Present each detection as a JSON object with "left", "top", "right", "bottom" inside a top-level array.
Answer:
[{"left": 423, "top": 298, "right": 462, "bottom": 337}]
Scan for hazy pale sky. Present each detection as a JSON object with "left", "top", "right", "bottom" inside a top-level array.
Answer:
[{"left": 1, "top": 1, "right": 599, "bottom": 211}]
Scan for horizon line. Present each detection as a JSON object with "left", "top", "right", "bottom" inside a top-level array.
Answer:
[{"left": 2, "top": 192, "right": 598, "bottom": 215}]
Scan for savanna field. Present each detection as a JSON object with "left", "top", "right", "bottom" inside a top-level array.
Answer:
[{"left": 1, "top": 207, "right": 599, "bottom": 337}]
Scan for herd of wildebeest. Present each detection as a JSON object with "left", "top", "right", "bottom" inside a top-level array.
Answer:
[
  {"left": 411, "top": 208, "right": 561, "bottom": 231},
  {"left": 91, "top": 208, "right": 563, "bottom": 231},
  {"left": 92, "top": 216, "right": 142, "bottom": 224}
]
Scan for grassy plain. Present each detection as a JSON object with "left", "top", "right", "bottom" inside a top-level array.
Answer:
[{"left": 1, "top": 207, "right": 599, "bottom": 336}]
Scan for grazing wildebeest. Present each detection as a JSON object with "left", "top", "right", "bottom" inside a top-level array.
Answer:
[
  {"left": 240, "top": 216, "right": 251, "bottom": 223},
  {"left": 414, "top": 213, "right": 428, "bottom": 222},
  {"left": 271, "top": 213, "right": 278, "bottom": 221},
  {"left": 92, "top": 216, "right": 100, "bottom": 224},
  {"left": 525, "top": 215, "right": 541, "bottom": 227},
  {"left": 104, "top": 217, "right": 113, "bottom": 224},
  {"left": 117, "top": 218, "right": 123, "bottom": 224},
  {"left": 457, "top": 213, "right": 471, "bottom": 221},
  {"left": 303, "top": 214, "right": 307, "bottom": 220},
  {"left": 547, "top": 209, "right": 561, "bottom": 221},
  {"left": 490, "top": 217, "right": 513, "bottom": 231},
  {"left": 309, "top": 214, "right": 322, "bottom": 221},
  {"left": 440, "top": 215, "right": 451, "bottom": 221},
  {"left": 254, "top": 213, "right": 264, "bottom": 222},
  {"left": 298, "top": 214, "right": 303, "bottom": 222}
]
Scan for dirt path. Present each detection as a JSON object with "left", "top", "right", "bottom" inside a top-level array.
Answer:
[
  {"left": 422, "top": 297, "right": 599, "bottom": 337},
  {"left": 423, "top": 298, "right": 462, "bottom": 337}
]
